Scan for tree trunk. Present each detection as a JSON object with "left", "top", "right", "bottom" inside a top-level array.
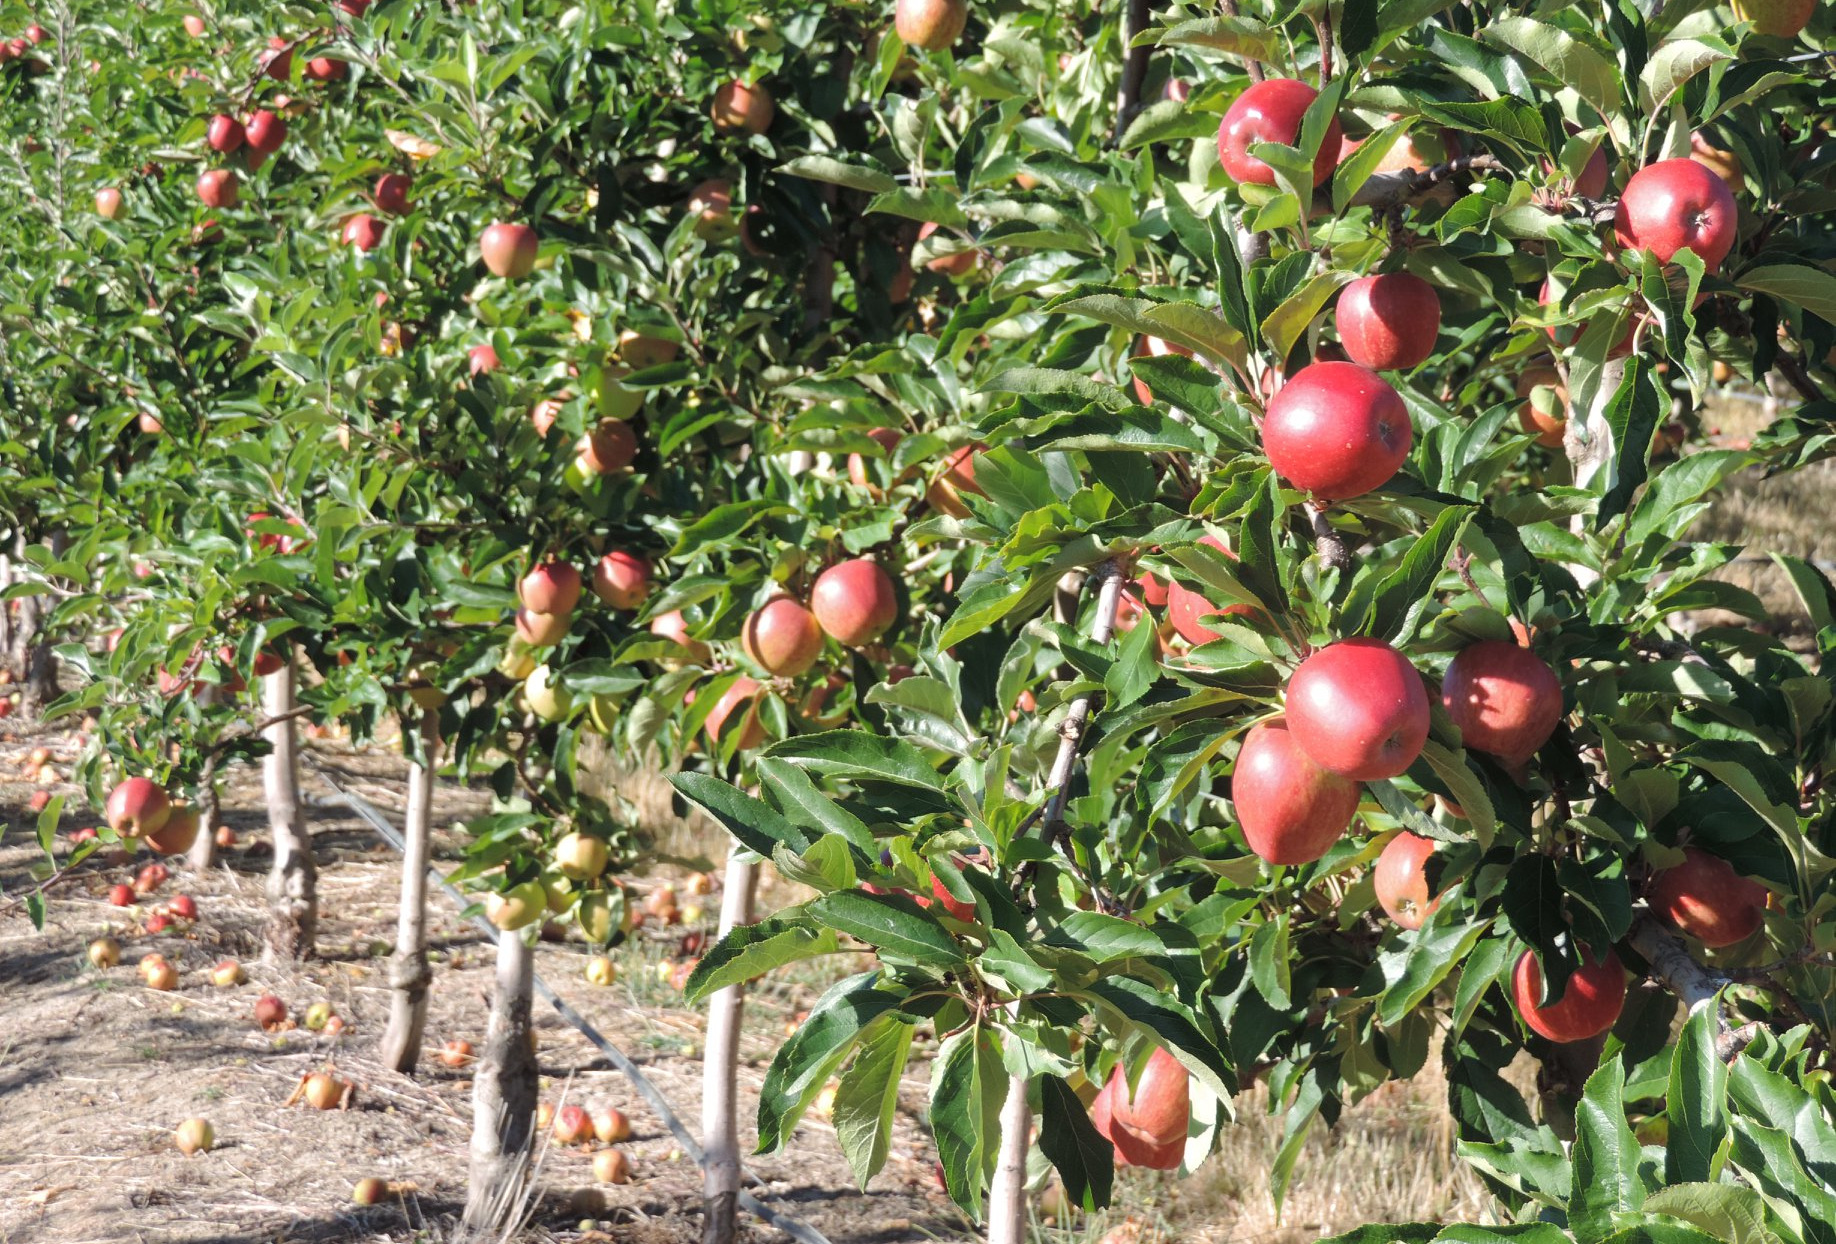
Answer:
[
  {"left": 19, "top": 530, "right": 65, "bottom": 712},
  {"left": 186, "top": 779, "right": 220, "bottom": 872},
  {"left": 701, "top": 850, "right": 759, "bottom": 1244},
  {"left": 461, "top": 930, "right": 538, "bottom": 1242},
  {"left": 379, "top": 709, "right": 441, "bottom": 1074},
  {"left": 985, "top": 1072, "right": 1033, "bottom": 1244},
  {"left": 261, "top": 657, "right": 316, "bottom": 961}
]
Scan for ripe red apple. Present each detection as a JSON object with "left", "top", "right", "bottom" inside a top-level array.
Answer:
[
  {"left": 811, "top": 559, "right": 899, "bottom": 646},
  {"left": 1261, "top": 362, "right": 1412, "bottom": 501},
  {"left": 925, "top": 444, "right": 985, "bottom": 517},
  {"left": 24, "top": 23, "right": 46, "bottom": 43},
  {"left": 215, "top": 825, "right": 238, "bottom": 848},
  {"left": 439, "top": 1039, "right": 474, "bottom": 1068},
  {"left": 917, "top": 221, "right": 976, "bottom": 276},
  {"left": 704, "top": 676, "right": 767, "bottom": 750},
  {"left": 1130, "top": 335, "right": 1194, "bottom": 405},
  {"left": 207, "top": 114, "right": 245, "bottom": 153},
  {"left": 174, "top": 1118, "right": 214, "bottom": 1155},
  {"left": 182, "top": 14, "right": 206, "bottom": 36},
  {"left": 1091, "top": 1048, "right": 1189, "bottom": 1169},
  {"left": 480, "top": 222, "right": 539, "bottom": 279},
  {"left": 1733, "top": 0, "right": 1816, "bottom": 37},
  {"left": 591, "top": 1104, "right": 631, "bottom": 1143},
  {"left": 1516, "top": 364, "right": 1568, "bottom": 448},
  {"left": 1372, "top": 831, "right": 1439, "bottom": 929},
  {"left": 1335, "top": 273, "right": 1441, "bottom": 371},
  {"left": 1233, "top": 718, "right": 1362, "bottom": 864},
  {"left": 553, "top": 1103, "right": 594, "bottom": 1145},
  {"left": 578, "top": 419, "right": 638, "bottom": 474},
  {"left": 145, "top": 911, "right": 173, "bottom": 934},
  {"left": 303, "top": 56, "right": 346, "bottom": 82},
  {"left": 338, "top": 0, "right": 370, "bottom": 14},
  {"left": 342, "top": 213, "right": 385, "bottom": 251},
  {"left": 1285, "top": 638, "right": 1430, "bottom": 781},
  {"left": 530, "top": 397, "right": 561, "bottom": 436},
  {"left": 928, "top": 873, "right": 976, "bottom": 921},
  {"left": 243, "top": 109, "right": 286, "bottom": 156},
  {"left": 1512, "top": 948, "right": 1626, "bottom": 1043},
  {"left": 593, "top": 1148, "right": 631, "bottom": 1184},
  {"left": 196, "top": 168, "right": 239, "bottom": 208},
  {"left": 710, "top": 79, "right": 774, "bottom": 135},
  {"left": 742, "top": 597, "right": 825, "bottom": 676},
  {"left": 352, "top": 1177, "right": 388, "bottom": 1206},
  {"left": 145, "top": 803, "right": 200, "bottom": 855},
  {"left": 254, "top": 995, "right": 288, "bottom": 1029},
  {"left": 374, "top": 172, "right": 412, "bottom": 215},
  {"left": 88, "top": 937, "right": 121, "bottom": 969},
  {"left": 167, "top": 894, "right": 199, "bottom": 921},
  {"left": 1165, "top": 535, "right": 1253, "bottom": 645},
  {"left": 109, "top": 883, "right": 136, "bottom": 907},
  {"left": 253, "top": 649, "right": 284, "bottom": 677},
  {"left": 107, "top": 777, "right": 172, "bottom": 838},
  {"left": 262, "top": 36, "right": 292, "bottom": 80},
  {"left": 1217, "top": 78, "right": 1343, "bottom": 188},
  {"left": 1440, "top": 640, "right": 1564, "bottom": 765},
  {"left": 688, "top": 178, "right": 734, "bottom": 239},
  {"left": 302, "top": 1071, "right": 345, "bottom": 1109},
  {"left": 519, "top": 561, "right": 582, "bottom": 617},
  {"left": 896, "top": 0, "right": 967, "bottom": 49},
  {"left": 651, "top": 610, "right": 711, "bottom": 665},
  {"left": 145, "top": 960, "right": 179, "bottom": 990},
  {"left": 210, "top": 959, "right": 244, "bottom": 987},
  {"left": 591, "top": 551, "right": 651, "bottom": 609},
  {"left": 1614, "top": 158, "right": 1739, "bottom": 274},
  {"left": 1648, "top": 847, "right": 1768, "bottom": 947},
  {"left": 468, "top": 344, "right": 500, "bottom": 376},
  {"left": 27, "top": 790, "right": 50, "bottom": 813},
  {"left": 95, "top": 186, "right": 123, "bottom": 218}
]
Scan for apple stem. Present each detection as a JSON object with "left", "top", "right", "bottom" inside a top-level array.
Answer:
[{"left": 1314, "top": 9, "right": 1335, "bottom": 87}]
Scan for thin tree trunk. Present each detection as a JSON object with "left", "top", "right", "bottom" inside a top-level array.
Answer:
[
  {"left": 986, "top": 1074, "right": 1033, "bottom": 1242},
  {"left": 462, "top": 930, "right": 538, "bottom": 1242},
  {"left": 20, "top": 530, "right": 65, "bottom": 711},
  {"left": 380, "top": 709, "right": 441, "bottom": 1074},
  {"left": 262, "top": 656, "right": 316, "bottom": 961},
  {"left": 186, "top": 780, "right": 219, "bottom": 872},
  {"left": 701, "top": 850, "right": 759, "bottom": 1244}
]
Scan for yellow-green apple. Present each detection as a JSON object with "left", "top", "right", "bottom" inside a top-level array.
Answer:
[{"left": 555, "top": 831, "right": 608, "bottom": 881}]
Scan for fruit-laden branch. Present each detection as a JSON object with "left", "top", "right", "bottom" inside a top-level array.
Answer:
[
  {"left": 1346, "top": 153, "right": 1509, "bottom": 211},
  {"left": 1627, "top": 916, "right": 1753, "bottom": 1058}
]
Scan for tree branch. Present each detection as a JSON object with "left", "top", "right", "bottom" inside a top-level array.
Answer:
[
  {"left": 1112, "top": 0, "right": 1153, "bottom": 147},
  {"left": 1220, "top": 0, "right": 1263, "bottom": 82},
  {"left": 1347, "top": 153, "right": 1509, "bottom": 211}
]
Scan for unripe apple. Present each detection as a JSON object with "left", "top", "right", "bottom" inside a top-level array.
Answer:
[
  {"left": 1516, "top": 364, "right": 1568, "bottom": 448},
  {"left": 591, "top": 1104, "right": 631, "bottom": 1143},
  {"left": 1648, "top": 847, "right": 1768, "bottom": 947},
  {"left": 1217, "top": 78, "right": 1343, "bottom": 188},
  {"left": 342, "top": 213, "right": 385, "bottom": 251},
  {"left": 244, "top": 110, "right": 286, "bottom": 157},
  {"left": 1441, "top": 640, "right": 1564, "bottom": 765},
  {"left": 88, "top": 936, "right": 121, "bottom": 969},
  {"left": 925, "top": 444, "right": 985, "bottom": 516},
  {"left": 523, "top": 665, "right": 574, "bottom": 722},
  {"left": 1262, "top": 361, "right": 1412, "bottom": 501},
  {"left": 553, "top": 1103, "right": 594, "bottom": 1145},
  {"left": 704, "top": 676, "right": 767, "bottom": 750},
  {"left": 578, "top": 419, "right": 638, "bottom": 474},
  {"left": 372, "top": 172, "right": 412, "bottom": 215},
  {"left": 1232, "top": 718, "right": 1362, "bottom": 864},
  {"left": 352, "top": 1177, "right": 388, "bottom": 1205},
  {"left": 174, "top": 1118, "right": 214, "bottom": 1155},
  {"left": 593, "top": 1148, "right": 631, "bottom": 1184},
  {"left": 303, "top": 1071, "right": 345, "bottom": 1110},
  {"left": 616, "top": 331, "right": 680, "bottom": 370},
  {"left": 109, "top": 883, "right": 136, "bottom": 907},
  {"left": 584, "top": 955, "right": 616, "bottom": 986},
  {"left": 107, "top": 776, "right": 172, "bottom": 838},
  {"left": 1285, "top": 638, "right": 1430, "bottom": 782},
  {"left": 1372, "top": 831, "right": 1440, "bottom": 929},
  {"left": 145, "top": 960, "right": 179, "bottom": 990},
  {"left": 1614, "top": 158, "right": 1739, "bottom": 274},
  {"left": 1335, "top": 273, "right": 1441, "bottom": 372},
  {"left": 515, "top": 609, "right": 570, "bottom": 649},
  {"left": 742, "top": 597, "right": 825, "bottom": 676},
  {"left": 520, "top": 561, "right": 581, "bottom": 616},
  {"left": 196, "top": 168, "right": 238, "bottom": 208},
  {"left": 591, "top": 551, "right": 651, "bottom": 609},
  {"left": 255, "top": 995, "right": 288, "bottom": 1029},
  {"left": 536, "top": 1102, "right": 556, "bottom": 1131},
  {"left": 811, "top": 559, "right": 899, "bottom": 646},
  {"left": 1130, "top": 335, "right": 1194, "bottom": 405},
  {"left": 480, "top": 222, "right": 539, "bottom": 279},
  {"left": 145, "top": 803, "right": 200, "bottom": 855},
  {"left": 211, "top": 959, "right": 244, "bottom": 987},
  {"left": 304, "top": 1002, "right": 333, "bottom": 1031},
  {"left": 95, "top": 186, "right": 123, "bottom": 218},
  {"left": 710, "top": 79, "right": 774, "bottom": 134},
  {"left": 895, "top": 0, "right": 968, "bottom": 50},
  {"left": 556, "top": 831, "right": 609, "bottom": 881},
  {"left": 687, "top": 178, "right": 734, "bottom": 240},
  {"left": 440, "top": 1039, "right": 474, "bottom": 1067},
  {"left": 1732, "top": 0, "right": 1816, "bottom": 37},
  {"left": 1512, "top": 949, "right": 1625, "bottom": 1043},
  {"left": 207, "top": 114, "right": 245, "bottom": 154},
  {"left": 485, "top": 881, "right": 547, "bottom": 931},
  {"left": 650, "top": 610, "right": 712, "bottom": 666}
]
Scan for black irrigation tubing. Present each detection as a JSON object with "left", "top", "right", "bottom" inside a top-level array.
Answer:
[{"left": 304, "top": 757, "right": 836, "bottom": 1244}]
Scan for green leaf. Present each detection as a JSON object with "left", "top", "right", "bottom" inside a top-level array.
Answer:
[
  {"left": 834, "top": 1019, "right": 914, "bottom": 1188},
  {"left": 1153, "top": 15, "right": 1279, "bottom": 60},
  {"left": 764, "top": 730, "right": 950, "bottom": 793},
  {"left": 807, "top": 890, "right": 965, "bottom": 967},
  {"left": 683, "top": 916, "right": 841, "bottom": 1003},
  {"left": 1038, "top": 1073, "right": 1114, "bottom": 1210},
  {"left": 1769, "top": 555, "right": 1836, "bottom": 630},
  {"left": 1641, "top": 1183, "right": 1775, "bottom": 1244},
  {"left": 1666, "top": 1002, "right": 1729, "bottom": 1185},
  {"left": 1356, "top": 506, "right": 1477, "bottom": 643},
  {"left": 1120, "top": 99, "right": 1218, "bottom": 150},
  {"left": 1044, "top": 911, "right": 1170, "bottom": 961},
  {"left": 929, "top": 1024, "right": 1007, "bottom": 1217},
  {"left": 776, "top": 154, "right": 900, "bottom": 194},
  {"left": 1738, "top": 265, "right": 1836, "bottom": 321},
  {"left": 1597, "top": 358, "right": 1664, "bottom": 527},
  {"left": 1262, "top": 269, "right": 1353, "bottom": 365},
  {"left": 669, "top": 773, "right": 815, "bottom": 858},
  {"left": 1638, "top": 39, "right": 1733, "bottom": 112},
  {"left": 1378, "top": 920, "right": 1490, "bottom": 1027},
  {"left": 1080, "top": 977, "right": 1234, "bottom": 1102},
  {"left": 756, "top": 758, "right": 879, "bottom": 860},
  {"left": 757, "top": 973, "right": 902, "bottom": 1153},
  {"left": 1569, "top": 1059, "right": 1650, "bottom": 1240},
  {"left": 1481, "top": 16, "right": 1622, "bottom": 119},
  {"left": 773, "top": 833, "right": 859, "bottom": 894},
  {"left": 1418, "top": 741, "right": 1497, "bottom": 838}
]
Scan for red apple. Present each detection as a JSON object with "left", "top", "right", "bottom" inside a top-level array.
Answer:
[
  {"left": 468, "top": 344, "right": 500, "bottom": 376},
  {"left": 515, "top": 608, "right": 570, "bottom": 648},
  {"left": 255, "top": 995, "right": 288, "bottom": 1029},
  {"left": 207, "top": 114, "right": 245, "bottom": 153},
  {"left": 145, "top": 803, "right": 200, "bottom": 855},
  {"left": 1217, "top": 78, "right": 1343, "bottom": 188},
  {"left": 710, "top": 80, "right": 774, "bottom": 135},
  {"left": 553, "top": 1103, "right": 594, "bottom": 1145},
  {"left": 24, "top": 22, "right": 47, "bottom": 42},
  {"left": 1233, "top": 717, "right": 1362, "bottom": 864},
  {"left": 1440, "top": 640, "right": 1564, "bottom": 765},
  {"left": 1613, "top": 158, "right": 1739, "bottom": 274},
  {"left": 304, "top": 56, "right": 346, "bottom": 83},
  {"left": 1285, "top": 638, "right": 1430, "bottom": 782},
  {"left": 928, "top": 873, "right": 976, "bottom": 921},
  {"left": 1165, "top": 537, "right": 1253, "bottom": 646},
  {"left": 918, "top": 221, "right": 976, "bottom": 276},
  {"left": 352, "top": 1177, "right": 388, "bottom": 1205},
  {"left": 144, "top": 959, "right": 179, "bottom": 989},
  {"left": 925, "top": 444, "right": 985, "bottom": 517},
  {"left": 578, "top": 419, "right": 638, "bottom": 474},
  {"left": 182, "top": 14, "right": 206, "bottom": 36},
  {"left": 592, "top": 1104, "right": 632, "bottom": 1143},
  {"left": 1733, "top": 0, "right": 1816, "bottom": 37},
  {"left": 1647, "top": 847, "right": 1768, "bottom": 947},
  {"left": 109, "top": 883, "right": 136, "bottom": 907},
  {"left": 519, "top": 561, "right": 582, "bottom": 617},
  {"left": 1372, "top": 831, "right": 1439, "bottom": 929},
  {"left": 95, "top": 186, "right": 123, "bottom": 218},
  {"left": 811, "top": 559, "right": 898, "bottom": 646},
  {"left": 374, "top": 172, "right": 412, "bottom": 215},
  {"left": 1512, "top": 948, "right": 1626, "bottom": 1043},
  {"left": 244, "top": 109, "right": 286, "bottom": 156},
  {"left": 167, "top": 894, "right": 198, "bottom": 921},
  {"left": 591, "top": 551, "right": 651, "bottom": 610},
  {"left": 1516, "top": 364, "right": 1568, "bottom": 448},
  {"left": 341, "top": 213, "right": 385, "bottom": 251},
  {"left": 254, "top": 649, "right": 284, "bottom": 677},
  {"left": 896, "top": 0, "right": 967, "bottom": 49},
  {"left": 688, "top": 178, "right": 734, "bottom": 239},
  {"left": 742, "top": 597, "right": 825, "bottom": 677},
  {"left": 704, "top": 676, "right": 766, "bottom": 750},
  {"left": 107, "top": 776, "right": 171, "bottom": 838},
  {"left": 1261, "top": 361, "right": 1412, "bottom": 501},
  {"left": 651, "top": 611, "right": 711, "bottom": 664},
  {"left": 593, "top": 1148, "right": 632, "bottom": 1184},
  {"left": 135, "top": 862, "right": 170, "bottom": 894},
  {"left": 480, "top": 222, "right": 539, "bottom": 279},
  {"left": 439, "top": 1039, "right": 474, "bottom": 1067},
  {"left": 210, "top": 959, "right": 244, "bottom": 987},
  {"left": 1091, "top": 1048, "right": 1189, "bottom": 1169},
  {"left": 196, "top": 168, "right": 239, "bottom": 208},
  {"left": 1335, "top": 273, "right": 1441, "bottom": 371},
  {"left": 28, "top": 790, "right": 50, "bottom": 813},
  {"left": 262, "top": 36, "right": 292, "bottom": 80}
]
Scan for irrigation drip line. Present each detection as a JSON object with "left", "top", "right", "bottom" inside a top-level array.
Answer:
[{"left": 305, "top": 757, "right": 835, "bottom": 1244}]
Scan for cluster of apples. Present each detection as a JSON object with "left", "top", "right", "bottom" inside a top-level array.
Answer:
[
  {"left": 542, "top": 1101, "right": 635, "bottom": 1183},
  {"left": 481, "top": 830, "right": 616, "bottom": 933},
  {"left": 102, "top": 776, "right": 205, "bottom": 856},
  {"left": 0, "top": 19, "right": 49, "bottom": 73}
]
